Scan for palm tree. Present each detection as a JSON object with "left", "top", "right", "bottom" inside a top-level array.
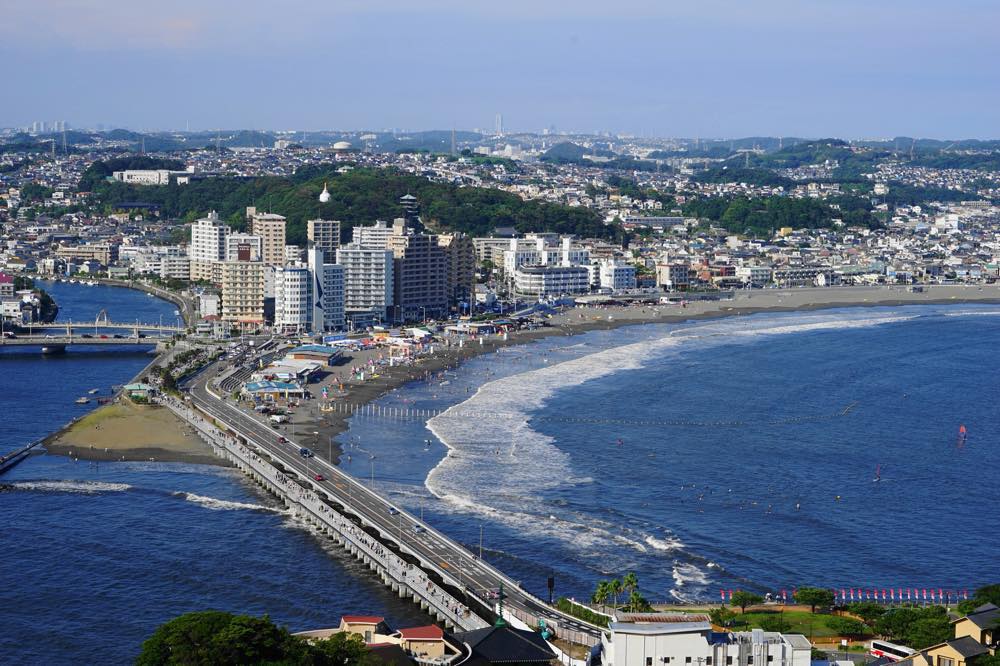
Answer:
[
  {"left": 592, "top": 581, "right": 610, "bottom": 613},
  {"left": 608, "top": 579, "right": 624, "bottom": 611},
  {"left": 623, "top": 572, "right": 639, "bottom": 597},
  {"left": 628, "top": 590, "right": 647, "bottom": 612}
]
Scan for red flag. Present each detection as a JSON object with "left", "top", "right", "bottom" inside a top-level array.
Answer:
[
  {"left": 938, "top": 588, "right": 943, "bottom": 601},
  {"left": 721, "top": 589, "right": 726, "bottom": 601}
]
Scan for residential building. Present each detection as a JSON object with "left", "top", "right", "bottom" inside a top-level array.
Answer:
[
  {"left": 896, "top": 604, "right": 997, "bottom": 666},
  {"left": 353, "top": 219, "right": 394, "bottom": 249},
  {"left": 221, "top": 260, "right": 265, "bottom": 327},
  {"left": 226, "top": 233, "right": 262, "bottom": 262},
  {"left": 190, "top": 211, "right": 229, "bottom": 282},
  {"left": 307, "top": 218, "right": 341, "bottom": 264},
  {"left": 513, "top": 264, "right": 590, "bottom": 298},
  {"left": 308, "top": 247, "right": 345, "bottom": 331},
  {"left": 250, "top": 212, "right": 287, "bottom": 266},
  {"left": 55, "top": 242, "right": 117, "bottom": 266},
  {"left": 657, "top": 262, "right": 691, "bottom": 290},
  {"left": 601, "top": 614, "right": 811, "bottom": 666},
  {"left": 388, "top": 219, "right": 448, "bottom": 323},
  {"left": 438, "top": 232, "right": 476, "bottom": 309},
  {"left": 158, "top": 255, "right": 190, "bottom": 281},
  {"left": 273, "top": 264, "right": 312, "bottom": 333},
  {"left": 598, "top": 259, "right": 637, "bottom": 292},
  {"left": 336, "top": 243, "right": 394, "bottom": 326}
]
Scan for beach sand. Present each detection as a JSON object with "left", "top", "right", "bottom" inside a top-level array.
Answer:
[
  {"left": 48, "top": 284, "right": 1000, "bottom": 467},
  {"left": 45, "top": 400, "right": 225, "bottom": 465}
]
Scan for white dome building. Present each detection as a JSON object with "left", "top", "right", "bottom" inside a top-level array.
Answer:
[{"left": 332, "top": 141, "right": 352, "bottom": 152}]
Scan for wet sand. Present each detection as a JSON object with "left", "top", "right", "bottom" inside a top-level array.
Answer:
[{"left": 44, "top": 400, "right": 225, "bottom": 465}]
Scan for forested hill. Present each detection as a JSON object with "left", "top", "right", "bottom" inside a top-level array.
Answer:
[{"left": 83, "top": 164, "right": 617, "bottom": 244}]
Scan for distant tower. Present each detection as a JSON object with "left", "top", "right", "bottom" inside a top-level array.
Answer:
[
  {"left": 400, "top": 194, "right": 420, "bottom": 224},
  {"left": 450, "top": 128, "right": 457, "bottom": 155},
  {"left": 495, "top": 113, "right": 503, "bottom": 137}
]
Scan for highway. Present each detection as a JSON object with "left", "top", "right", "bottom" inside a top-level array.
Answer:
[{"left": 180, "top": 343, "right": 602, "bottom": 646}]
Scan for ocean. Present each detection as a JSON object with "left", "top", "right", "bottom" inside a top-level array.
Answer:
[
  {"left": 0, "top": 281, "right": 426, "bottom": 666},
  {"left": 336, "top": 305, "right": 1000, "bottom": 605}
]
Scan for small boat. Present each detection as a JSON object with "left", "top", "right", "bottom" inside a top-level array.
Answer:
[
  {"left": 173, "top": 309, "right": 180, "bottom": 316},
  {"left": 88, "top": 388, "right": 100, "bottom": 395},
  {"left": 75, "top": 397, "right": 90, "bottom": 404}
]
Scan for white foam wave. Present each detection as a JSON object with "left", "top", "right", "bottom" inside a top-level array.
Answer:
[
  {"left": 941, "top": 310, "right": 1000, "bottom": 318},
  {"left": 175, "top": 491, "right": 283, "bottom": 513},
  {"left": 645, "top": 535, "right": 684, "bottom": 552},
  {"left": 7, "top": 480, "right": 131, "bottom": 494},
  {"left": 672, "top": 562, "right": 710, "bottom": 587}
]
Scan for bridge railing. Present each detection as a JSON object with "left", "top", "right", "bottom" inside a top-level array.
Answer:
[{"left": 161, "top": 397, "right": 488, "bottom": 632}]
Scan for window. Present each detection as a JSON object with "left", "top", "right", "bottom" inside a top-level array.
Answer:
[
  {"left": 748, "top": 658, "right": 753, "bottom": 664},
  {"left": 707, "top": 659, "right": 712, "bottom": 665},
  {"left": 647, "top": 658, "right": 653, "bottom": 666},
  {"left": 663, "top": 659, "right": 670, "bottom": 664},
  {"left": 686, "top": 658, "right": 692, "bottom": 663},
  {"left": 727, "top": 658, "right": 733, "bottom": 665},
  {"left": 768, "top": 658, "right": 774, "bottom": 663},
  {"left": 938, "top": 658, "right": 954, "bottom": 666}
]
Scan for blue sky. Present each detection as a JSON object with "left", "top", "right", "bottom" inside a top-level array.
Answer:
[{"left": 2, "top": 0, "right": 998, "bottom": 138}]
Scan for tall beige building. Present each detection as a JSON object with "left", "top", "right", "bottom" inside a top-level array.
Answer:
[
  {"left": 307, "top": 219, "right": 341, "bottom": 264},
  {"left": 438, "top": 233, "right": 476, "bottom": 309},
  {"left": 250, "top": 212, "right": 287, "bottom": 266},
  {"left": 221, "top": 260, "right": 265, "bottom": 327},
  {"left": 388, "top": 219, "right": 448, "bottom": 323}
]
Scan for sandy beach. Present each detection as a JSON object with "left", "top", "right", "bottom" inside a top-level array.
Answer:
[
  {"left": 44, "top": 283, "right": 1000, "bottom": 467},
  {"left": 45, "top": 400, "right": 224, "bottom": 465},
  {"left": 274, "top": 283, "right": 1000, "bottom": 465}
]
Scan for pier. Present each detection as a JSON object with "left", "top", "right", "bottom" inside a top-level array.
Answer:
[{"left": 0, "top": 439, "right": 44, "bottom": 475}]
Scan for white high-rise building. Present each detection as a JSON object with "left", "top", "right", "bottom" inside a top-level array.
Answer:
[
  {"left": 336, "top": 243, "right": 394, "bottom": 325},
  {"left": 598, "top": 260, "right": 637, "bottom": 292},
  {"left": 225, "top": 233, "right": 262, "bottom": 262},
  {"left": 189, "top": 211, "right": 229, "bottom": 281},
  {"left": 352, "top": 220, "right": 394, "bottom": 249},
  {"left": 273, "top": 265, "right": 312, "bottom": 333},
  {"left": 221, "top": 260, "right": 265, "bottom": 327},
  {"left": 307, "top": 247, "right": 345, "bottom": 331}
]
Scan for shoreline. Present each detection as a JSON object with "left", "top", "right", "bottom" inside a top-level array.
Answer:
[
  {"left": 42, "top": 284, "right": 1000, "bottom": 468},
  {"left": 289, "top": 285, "right": 1000, "bottom": 465}
]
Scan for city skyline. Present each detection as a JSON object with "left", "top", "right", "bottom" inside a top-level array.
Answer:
[{"left": 2, "top": 0, "right": 999, "bottom": 138}]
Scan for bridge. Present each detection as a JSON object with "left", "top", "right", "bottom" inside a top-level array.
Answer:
[
  {"left": 170, "top": 343, "right": 602, "bottom": 655},
  {"left": 0, "top": 439, "right": 44, "bottom": 475},
  {"left": 1, "top": 310, "right": 186, "bottom": 352}
]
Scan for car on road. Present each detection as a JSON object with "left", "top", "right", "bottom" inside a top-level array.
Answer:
[
  {"left": 99, "top": 334, "right": 108, "bottom": 339},
  {"left": 412, "top": 525, "right": 426, "bottom": 534},
  {"left": 299, "top": 448, "right": 313, "bottom": 458},
  {"left": 313, "top": 474, "right": 324, "bottom": 481},
  {"left": 388, "top": 507, "right": 399, "bottom": 515},
  {"left": 277, "top": 436, "right": 288, "bottom": 444},
  {"left": 113, "top": 334, "right": 124, "bottom": 339},
  {"left": 80, "top": 334, "right": 92, "bottom": 339}
]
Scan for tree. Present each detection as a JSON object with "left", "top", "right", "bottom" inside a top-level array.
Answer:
[
  {"left": 627, "top": 590, "right": 651, "bottom": 613},
  {"left": 312, "top": 632, "right": 381, "bottom": 666},
  {"left": 958, "top": 584, "right": 1000, "bottom": 615},
  {"left": 795, "top": 587, "right": 835, "bottom": 613},
  {"left": 623, "top": 572, "right": 639, "bottom": 597},
  {"left": 906, "top": 615, "right": 952, "bottom": 649},
  {"left": 136, "top": 611, "right": 307, "bottom": 665},
  {"left": 592, "top": 581, "right": 610, "bottom": 612},
  {"left": 731, "top": 591, "right": 763, "bottom": 614},
  {"left": 847, "top": 601, "right": 887, "bottom": 629},
  {"left": 709, "top": 606, "right": 737, "bottom": 628},
  {"left": 827, "top": 617, "right": 867, "bottom": 638},
  {"left": 607, "top": 579, "right": 624, "bottom": 610}
]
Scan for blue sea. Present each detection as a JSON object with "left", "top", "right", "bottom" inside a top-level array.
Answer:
[
  {"left": 0, "top": 282, "right": 426, "bottom": 666},
  {"left": 337, "top": 305, "right": 1000, "bottom": 605}
]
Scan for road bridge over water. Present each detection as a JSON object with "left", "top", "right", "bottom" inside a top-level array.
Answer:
[{"left": 171, "top": 345, "right": 602, "bottom": 656}]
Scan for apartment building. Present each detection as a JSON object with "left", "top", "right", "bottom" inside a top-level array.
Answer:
[
  {"left": 273, "top": 265, "right": 312, "bottom": 333},
  {"left": 221, "top": 260, "right": 265, "bottom": 327},
  {"left": 225, "top": 233, "right": 262, "bottom": 262},
  {"left": 189, "top": 211, "right": 229, "bottom": 282},
  {"left": 307, "top": 218, "right": 341, "bottom": 264},
  {"left": 598, "top": 259, "right": 637, "bottom": 292},
  {"left": 336, "top": 243, "right": 394, "bottom": 325},
  {"left": 438, "top": 233, "right": 476, "bottom": 308},
  {"left": 308, "top": 247, "right": 345, "bottom": 331},
  {"left": 250, "top": 212, "right": 287, "bottom": 266},
  {"left": 388, "top": 220, "right": 448, "bottom": 323},
  {"left": 513, "top": 264, "right": 590, "bottom": 298},
  {"left": 352, "top": 220, "right": 394, "bottom": 249}
]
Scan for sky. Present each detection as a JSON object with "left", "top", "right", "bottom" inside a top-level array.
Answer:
[{"left": 2, "top": 0, "right": 999, "bottom": 139}]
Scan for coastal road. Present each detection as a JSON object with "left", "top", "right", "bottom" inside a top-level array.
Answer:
[{"left": 182, "top": 358, "right": 602, "bottom": 644}]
